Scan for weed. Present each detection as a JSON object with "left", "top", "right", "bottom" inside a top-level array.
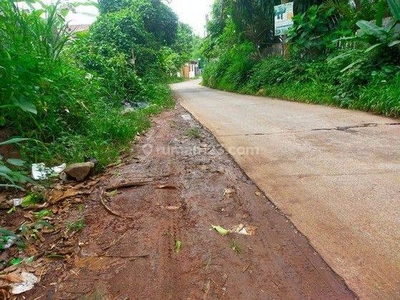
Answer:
[
  {"left": 0, "top": 228, "right": 25, "bottom": 250},
  {"left": 66, "top": 205, "right": 85, "bottom": 232},
  {"left": 20, "top": 209, "right": 54, "bottom": 241},
  {"left": 66, "top": 218, "right": 85, "bottom": 232},
  {"left": 230, "top": 239, "right": 241, "bottom": 253},
  {"left": 186, "top": 127, "right": 201, "bottom": 139},
  {"left": 175, "top": 240, "right": 182, "bottom": 254},
  {"left": 22, "top": 192, "right": 45, "bottom": 207}
]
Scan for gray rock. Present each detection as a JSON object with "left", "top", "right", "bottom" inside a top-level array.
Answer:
[{"left": 64, "top": 162, "right": 94, "bottom": 181}]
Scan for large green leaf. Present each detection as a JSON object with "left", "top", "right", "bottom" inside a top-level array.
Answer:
[
  {"left": 365, "top": 43, "right": 383, "bottom": 52},
  {"left": 14, "top": 98, "right": 37, "bottom": 114},
  {"left": 387, "top": 0, "right": 400, "bottom": 20},
  {"left": 0, "top": 138, "right": 30, "bottom": 146},
  {"left": 0, "top": 165, "right": 13, "bottom": 174},
  {"left": 356, "top": 20, "right": 387, "bottom": 42},
  {"left": 6, "top": 159, "right": 25, "bottom": 167},
  {"left": 388, "top": 40, "right": 400, "bottom": 46}
]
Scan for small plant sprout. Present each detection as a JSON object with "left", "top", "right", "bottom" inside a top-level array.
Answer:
[
  {"left": 20, "top": 210, "right": 54, "bottom": 241},
  {"left": 230, "top": 239, "right": 241, "bottom": 253},
  {"left": 175, "top": 240, "right": 182, "bottom": 254},
  {"left": 66, "top": 218, "right": 85, "bottom": 232},
  {"left": 186, "top": 127, "right": 201, "bottom": 138},
  {"left": 66, "top": 205, "right": 85, "bottom": 232}
]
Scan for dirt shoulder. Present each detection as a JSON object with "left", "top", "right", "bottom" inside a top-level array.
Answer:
[{"left": 2, "top": 104, "right": 356, "bottom": 299}]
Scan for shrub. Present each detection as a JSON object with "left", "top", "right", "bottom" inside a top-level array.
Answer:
[{"left": 203, "top": 42, "right": 256, "bottom": 91}]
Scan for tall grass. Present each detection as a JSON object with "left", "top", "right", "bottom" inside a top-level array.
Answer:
[{"left": 0, "top": 0, "right": 173, "bottom": 174}]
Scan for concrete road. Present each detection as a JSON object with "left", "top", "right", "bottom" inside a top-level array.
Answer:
[{"left": 172, "top": 80, "right": 400, "bottom": 300}]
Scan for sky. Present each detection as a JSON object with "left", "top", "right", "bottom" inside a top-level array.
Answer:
[
  {"left": 65, "top": 0, "right": 214, "bottom": 36},
  {"left": 167, "top": 0, "right": 214, "bottom": 36}
]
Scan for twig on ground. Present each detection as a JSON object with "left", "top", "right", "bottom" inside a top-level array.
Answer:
[
  {"left": 242, "top": 264, "right": 251, "bottom": 273},
  {"left": 105, "top": 181, "right": 152, "bottom": 192}
]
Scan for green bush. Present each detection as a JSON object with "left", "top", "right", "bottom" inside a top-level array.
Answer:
[
  {"left": 203, "top": 42, "right": 256, "bottom": 91},
  {"left": 0, "top": 0, "right": 175, "bottom": 179}
]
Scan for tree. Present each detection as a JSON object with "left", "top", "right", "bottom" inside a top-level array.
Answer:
[
  {"left": 97, "top": 0, "right": 178, "bottom": 46},
  {"left": 90, "top": 0, "right": 178, "bottom": 76}
]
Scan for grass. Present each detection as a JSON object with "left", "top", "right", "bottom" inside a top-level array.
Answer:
[
  {"left": 66, "top": 218, "right": 85, "bottom": 232},
  {"left": 230, "top": 239, "right": 241, "bottom": 253},
  {"left": 186, "top": 127, "right": 201, "bottom": 139},
  {"left": 66, "top": 205, "right": 86, "bottom": 232}
]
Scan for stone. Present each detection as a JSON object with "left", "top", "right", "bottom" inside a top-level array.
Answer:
[{"left": 64, "top": 162, "right": 94, "bottom": 181}]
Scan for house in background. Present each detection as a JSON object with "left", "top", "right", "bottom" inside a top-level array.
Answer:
[
  {"left": 182, "top": 60, "right": 201, "bottom": 79},
  {"left": 67, "top": 24, "right": 90, "bottom": 33}
]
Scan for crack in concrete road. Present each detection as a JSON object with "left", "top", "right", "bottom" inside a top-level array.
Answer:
[
  {"left": 311, "top": 122, "right": 400, "bottom": 132},
  {"left": 217, "top": 123, "right": 400, "bottom": 138}
]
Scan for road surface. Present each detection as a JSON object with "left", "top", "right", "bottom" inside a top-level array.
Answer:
[{"left": 172, "top": 79, "right": 400, "bottom": 299}]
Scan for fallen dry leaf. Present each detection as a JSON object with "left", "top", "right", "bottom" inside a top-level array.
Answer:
[
  {"left": 223, "top": 188, "right": 234, "bottom": 197},
  {"left": 230, "top": 224, "right": 257, "bottom": 236},
  {"left": 48, "top": 189, "right": 90, "bottom": 204},
  {"left": 0, "top": 273, "right": 23, "bottom": 283},
  {"left": 0, "top": 288, "right": 11, "bottom": 299}
]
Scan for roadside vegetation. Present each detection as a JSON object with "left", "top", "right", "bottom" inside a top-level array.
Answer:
[
  {"left": 0, "top": 0, "right": 197, "bottom": 188},
  {"left": 0, "top": 0, "right": 200, "bottom": 287},
  {"left": 202, "top": 0, "right": 400, "bottom": 118}
]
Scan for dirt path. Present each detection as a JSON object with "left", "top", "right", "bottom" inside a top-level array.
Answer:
[{"left": 23, "top": 105, "right": 356, "bottom": 299}]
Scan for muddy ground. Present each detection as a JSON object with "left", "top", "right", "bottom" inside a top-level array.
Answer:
[{"left": 0, "top": 104, "right": 357, "bottom": 299}]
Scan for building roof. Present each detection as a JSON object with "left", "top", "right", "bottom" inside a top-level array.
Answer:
[{"left": 68, "top": 24, "right": 90, "bottom": 33}]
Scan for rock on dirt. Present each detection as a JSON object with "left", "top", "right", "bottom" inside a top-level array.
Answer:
[{"left": 64, "top": 162, "right": 94, "bottom": 181}]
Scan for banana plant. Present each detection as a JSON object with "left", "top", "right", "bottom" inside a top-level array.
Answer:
[
  {"left": 387, "top": 0, "right": 400, "bottom": 20},
  {"left": 338, "top": 0, "right": 400, "bottom": 52},
  {"left": 356, "top": 18, "right": 400, "bottom": 50}
]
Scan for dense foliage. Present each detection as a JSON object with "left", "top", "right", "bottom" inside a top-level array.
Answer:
[
  {"left": 202, "top": 0, "right": 400, "bottom": 117},
  {"left": 0, "top": 0, "right": 197, "bottom": 188}
]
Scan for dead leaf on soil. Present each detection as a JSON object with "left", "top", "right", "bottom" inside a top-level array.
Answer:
[
  {"left": 10, "top": 272, "right": 38, "bottom": 294},
  {"left": 0, "top": 267, "right": 39, "bottom": 295},
  {"left": 0, "top": 273, "right": 23, "bottom": 283},
  {"left": 74, "top": 179, "right": 100, "bottom": 190},
  {"left": 48, "top": 189, "right": 91, "bottom": 204},
  {"left": 223, "top": 188, "right": 234, "bottom": 197},
  {"left": 230, "top": 224, "right": 257, "bottom": 236},
  {"left": 0, "top": 288, "right": 11, "bottom": 300}
]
